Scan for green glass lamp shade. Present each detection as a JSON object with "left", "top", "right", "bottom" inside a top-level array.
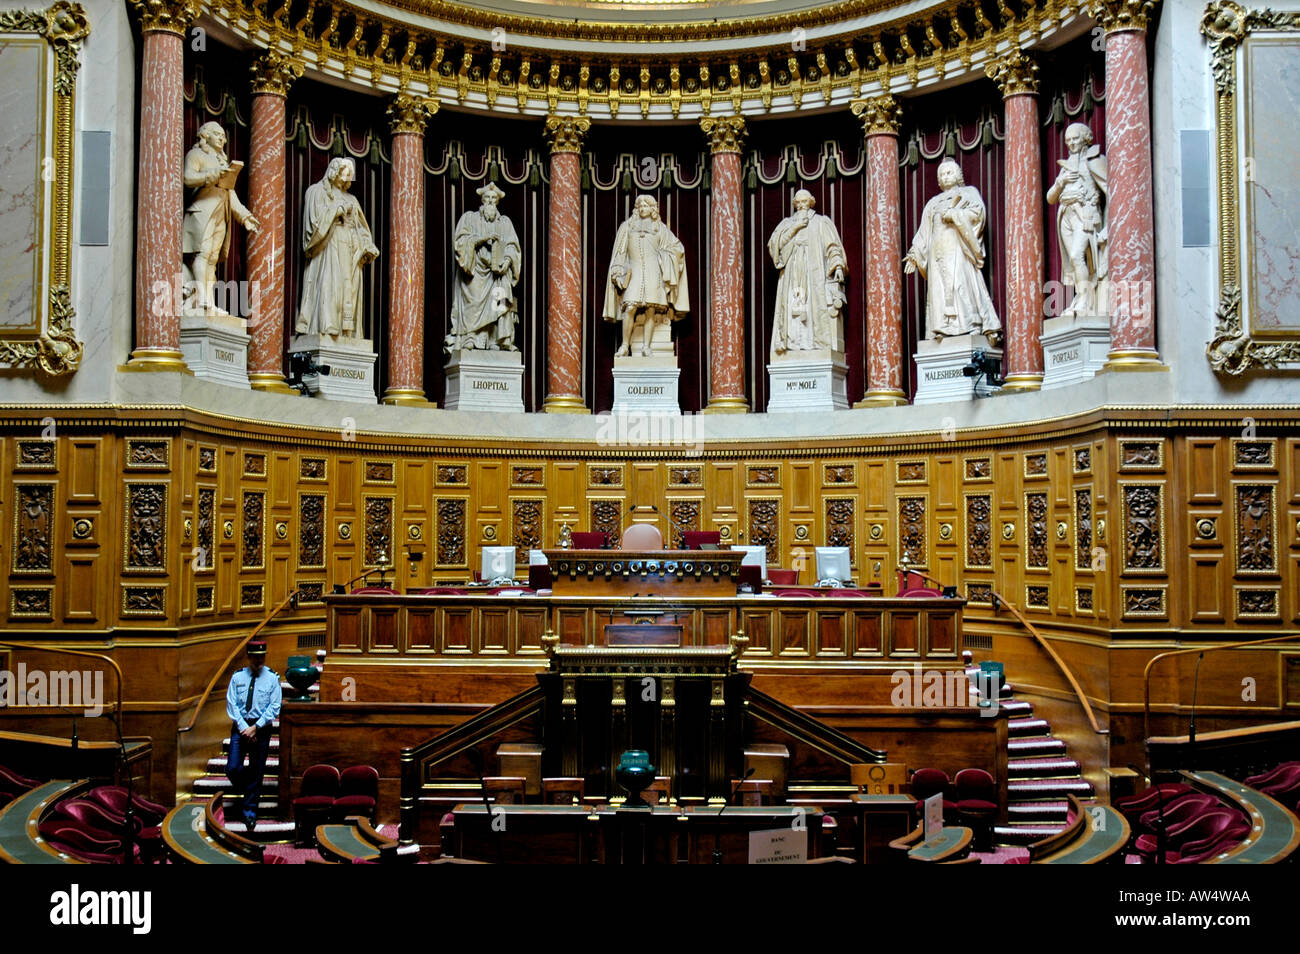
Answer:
[{"left": 615, "top": 749, "right": 656, "bottom": 807}]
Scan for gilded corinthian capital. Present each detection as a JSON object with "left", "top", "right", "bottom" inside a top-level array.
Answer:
[
  {"left": 543, "top": 115, "right": 591, "bottom": 154},
  {"left": 700, "top": 115, "right": 746, "bottom": 154},
  {"left": 985, "top": 50, "right": 1039, "bottom": 97},
  {"left": 850, "top": 95, "right": 902, "bottom": 136},
  {"left": 388, "top": 92, "right": 438, "bottom": 134},
  {"left": 128, "top": 0, "right": 201, "bottom": 35},
  {"left": 1087, "top": 0, "right": 1159, "bottom": 32},
  {"left": 250, "top": 49, "right": 304, "bottom": 97}
]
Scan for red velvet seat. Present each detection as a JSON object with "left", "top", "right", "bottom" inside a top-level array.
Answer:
[
  {"left": 910, "top": 768, "right": 957, "bottom": 823},
  {"left": 1244, "top": 761, "right": 1300, "bottom": 789},
  {"left": 570, "top": 532, "right": 607, "bottom": 549},
  {"left": 0, "top": 764, "right": 40, "bottom": 795},
  {"left": 332, "top": 765, "right": 379, "bottom": 823},
  {"left": 39, "top": 821, "right": 137, "bottom": 863},
  {"left": 954, "top": 768, "right": 998, "bottom": 851},
  {"left": 1114, "top": 783, "right": 1194, "bottom": 826},
  {"left": 682, "top": 531, "right": 721, "bottom": 550},
  {"left": 1135, "top": 810, "right": 1239, "bottom": 861},
  {"left": 352, "top": 586, "right": 398, "bottom": 595},
  {"left": 87, "top": 785, "right": 168, "bottom": 826},
  {"left": 415, "top": 586, "right": 469, "bottom": 595},
  {"left": 293, "top": 764, "right": 340, "bottom": 846},
  {"left": 767, "top": 568, "right": 798, "bottom": 585},
  {"left": 57, "top": 798, "right": 164, "bottom": 860},
  {"left": 1257, "top": 764, "right": 1300, "bottom": 800},
  {"left": 1137, "top": 794, "right": 1220, "bottom": 834},
  {"left": 1171, "top": 821, "right": 1252, "bottom": 863}
]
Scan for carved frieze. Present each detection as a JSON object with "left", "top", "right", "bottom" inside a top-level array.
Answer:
[
  {"left": 14, "top": 483, "right": 54, "bottom": 573},
  {"left": 1120, "top": 440, "right": 1163, "bottom": 470},
  {"left": 668, "top": 466, "right": 701, "bottom": 487},
  {"left": 1122, "top": 586, "right": 1167, "bottom": 618},
  {"left": 365, "top": 460, "right": 395, "bottom": 483},
  {"left": 240, "top": 584, "right": 264, "bottom": 609},
  {"left": 748, "top": 466, "right": 779, "bottom": 486},
  {"left": 1235, "top": 484, "right": 1276, "bottom": 573},
  {"left": 1236, "top": 588, "right": 1278, "bottom": 617},
  {"left": 669, "top": 499, "right": 701, "bottom": 549},
  {"left": 590, "top": 499, "right": 622, "bottom": 545},
  {"left": 300, "top": 457, "right": 326, "bottom": 480},
  {"left": 511, "top": 498, "right": 544, "bottom": 554},
  {"left": 748, "top": 498, "right": 780, "bottom": 565},
  {"left": 1076, "top": 587, "right": 1094, "bottom": 612},
  {"left": 897, "top": 461, "right": 925, "bottom": 483},
  {"left": 195, "top": 585, "right": 214, "bottom": 611},
  {"left": 364, "top": 496, "right": 394, "bottom": 566},
  {"left": 1234, "top": 441, "right": 1273, "bottom": 468},
  {"left": 824, "top": 464, "right": 854, "bottom": 484},
  {"left": 122, "top": 585, "right": 165, "bottom": 617},
  {"left": 1073, "top": 447, "right": 1092, "bottom": 473},
  {"left": 11, "top": 587, "right": 52, "bottom": 618},
  {"left": 1122, "top": 484, "right": 1164, "bottom": 572},
  {"left": 965, "top": 458, "right": 991, "bottom": 480},
  {"left": 967, "top": 582, "right": 992, "bottom": 605},
  {"left": 126, "top": 439, "right": 168, "bottom": 469},
  {"left": 437, "top": 498, "right": 466, "bottom": 566},
  {"left": 965, "top": 494, "right": 992, "bottom": 569},
  {"left": 512, "top": 466, "right": 544, "bottom": 486},
  {"left": 243, "top": 452, "right": 266, "bottom": 477},
  {"left": 1026, "top": 585, "right": 1050, "bottom": 608},
  {"left": 1075, "top": 488, "right": 1093, "bottom": 570},
  {"left": 1026, "top": 493, "right": 1049, "bottom": 568},
  {"left": 199, "top": 447, "right": 217, "bottom": 473},
  {"left": 826, "top": 498, "right": 854, "bottom": 552},
  {"left": 299, "top": 493, "right": 325, "bottom": 569},
  {"left": 124, "top": 483, "right": 166, "bottom": 573},
  {"left": 196, "top": 487, "right": 215, "bottom": 571},
  {"left": 241, "top": 491, "right": 265, "bottom": 570},
  {"left": 588, "top": 466, "right": 622, "bottom": 487},
  {"left": 16, "top": 440, "right": 55, "bottom": 470},
  {"left": 899, "top": 496, "right": 927, "bottom": 568},
  {"left": 1024, "top": 454, "right": 1048, "bottom": 478},
  {"left": 437, "top": 464, "right": 468, "bottom": 485}
]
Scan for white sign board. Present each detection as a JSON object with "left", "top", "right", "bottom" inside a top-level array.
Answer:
[
  {"left": 923, "top": 792, "right": 944, "bottom": 842},
  {"left": 747, "top": 827, "right": 808, "bottom": 865}
]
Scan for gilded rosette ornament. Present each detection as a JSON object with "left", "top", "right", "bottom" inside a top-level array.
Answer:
[
  {"left": 388, "top": 92, "right": 437, "bottom": 134},
  {"left": 985, "top": 49, "right": 1039, "bottom": 97},
  {"left": 699, "top": 115, "right": 746, "bottom": 154},
  {"left": 127, "top": 0, "right": 200, "bottom": 35},
  {"left": 1087, "top": 0, "right": 1159, "bottom": 32},
  {"left": 850, "top": 95, "right": 903, "bottom": 136},
  {"left": 543, "top": 115, "right": 591, "bottom": 154},
  {"left": 250, "top": 48, "right": 304, "bottom": 97}
]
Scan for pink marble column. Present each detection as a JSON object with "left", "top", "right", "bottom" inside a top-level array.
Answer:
[
  {"left": 382, "top": 94, "right": 437, "bottom": 406},
  {"left": 988, "top": 52, "right": 1045, "bottom": 391},
  {"left": 246, "top": 52, "right": 302, "bottom": 393},
  {"left": 127, "top": 0, "right": 199, "bottom": 371},
  {"left": 542, "top": 116, "right": 590, "bottom": 413},
  {"left": 1093, "top": 0, "right": 1162, "bottom": 368},
  {"left": 852, "top": 96, "right": 907, "bottom": 406},
  {"left": 701, "top": 116, "right": 748, "bottom": 413}
]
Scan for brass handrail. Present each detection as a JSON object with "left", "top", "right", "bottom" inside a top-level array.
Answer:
[
  {"left": 1142, "top": 630, "right": 1300, "bottom": 769},
  {"left": 179, "top": 560, "right": 391, "bottom": 734},
  {"left": 0, "top": 640, "right": 123, "bottom": 723},
  {"left": 990, "top": 590, "right": 1108, "bottom": 736}
]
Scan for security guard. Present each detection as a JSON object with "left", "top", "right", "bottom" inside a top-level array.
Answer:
[{"left": 224, "top": 640, "right": 282, "bottom": 830}]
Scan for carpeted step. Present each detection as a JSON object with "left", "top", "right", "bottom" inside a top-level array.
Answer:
[
  {"left": 221, "top": 818, "right": 296, "bottom": 841},
  {"left": 1007, "top": 800, "right": 1071, "bottom": 823},
  {"left": 994, "top": 823, "right": 1067, "bottom": 845},
  {"left": 207, "top": 756, "right": 281, "bottom": 774},
  {"left": 1007, "top": 757, "right": 1083, "bottom": 779},
  {"left": 1007, "top": 718, "right": 1051, "bottom": 737},
  {"left": 998, "top": 700, "right": 1033, "bottom": 717},
  {"left": 222, "top": 737, "right": 280, "bottom": 753},
  {"left": 194, "top": 774, "right": 278, "bottom": 794},
  {"left": 1008, "top": 778, "right": 1095, "bottom": 799},
  {"left": 1007, "top": 736, "right": 1068, "bottom": 758}
]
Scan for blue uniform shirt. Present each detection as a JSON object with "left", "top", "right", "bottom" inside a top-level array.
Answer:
[{"left": 226, "top": 665, "right": 282, "bottom": 732}]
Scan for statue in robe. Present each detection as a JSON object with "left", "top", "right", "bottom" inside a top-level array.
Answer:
[
  {"left": 768, "top": 189, "right": 848, "bottom": 359},
  {"left": 905, "top": 158, "right": 1001, "bottom": 342},
  {"left": 294, "top": 157, "right": 379, "bottom": 340},
  {"left": 182, "top": 121, "right": 259, "bottom": 315},
  {"left": 602, "top": 194, "right": 689, "bottom": 357},
  {"left": 1047, "top": 122, "right": 1109, "bottom": 318},
  {"left": 444, "top": 183, "right": 522, "bottom": 352}
]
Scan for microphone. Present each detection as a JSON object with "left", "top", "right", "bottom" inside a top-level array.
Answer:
[
  {"left": 1189, "top": 651, "right": 1205, "bottom": 763},
  {"left": 712, "top": 767, "right": 757, "bottom": 864},
  {"left": 466, "top": 748, "right": 502, "bottom": 863}
]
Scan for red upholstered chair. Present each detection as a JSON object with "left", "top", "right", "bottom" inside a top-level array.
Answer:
[
  {"left": 1257, "top": 764, "right": 1300, "bottom": 800},
  {"left": 1244, "top": 761, "right": 1300, "bottom": 788},
  {"left": 1135, "top": 810, "right": 1239, "bottom": 862},
  {"left": 682, "top": 531, "right": 722, "bottom": 550},
  {"left": 415, "top": 586, "right": 469, "bottom": 595},
  {"left": 738, "top": 564, "right": 763, "bottom": 593},
  {"left": 332, "top": 765, "right": 379, "bottom": 823},
  {"left": 528, "top": 563, "right": 552, "bottom": 590},
  {"left": 954, "top": 769, "right": 998, "bottom": 851},
  {"left": 88, "top": 785, "right": 168, "bottom": 826},
  {"left": 1114, "top": 783, "right": 1194, "bottom": 826},
  {"left": 570, "top": 532, "right": 607, "bottom": 549},
  {"left": 768, "top": 568, "right": 798, "bottom": 585},
  {"left": 621, "top": 524, "right": 664, "bottom": 550},
  {"left": 1137, "top": 794, "right": 1221, "bottom": 834},
  {"left": 57, "top": 798, "right": 164, "bottom": 861},
  {"left": 1173, "top": 822, "right": 1252, "bottom": 864},
  {"left": 39, "top": 821, "right": 136, "bottom": 863},
  {"left": 352, "top": 586, "right": 398, "bottom": 595},
  {"left": 0, "top": 764, "right": 40, "bottom": 795},
  {"left": 909, "top": 768, "right": 956, "bottom": 823},
  {"left": 293, "top": 764, "right": 340, "bottom": 846}
]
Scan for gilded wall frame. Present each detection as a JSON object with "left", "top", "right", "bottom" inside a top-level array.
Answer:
[
  {"left": 0, "top": 2, "right": 85, "bottom": 376},
  {"left": 1203, "top": 1, "right": 1300, "bottom": 374}
]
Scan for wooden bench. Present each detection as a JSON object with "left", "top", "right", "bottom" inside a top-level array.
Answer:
[
  {"left": 0, "top": 779, "right": 91, "bottom": 864},
  {"left": 162, "top": 793, "right": 261, "bottom": 864},
  {"left": 316, "top": 816, "right": 406, "bottom": 863},
  {"left": 1029, "top": 795, "right": 1129, "bottom": 864},
  {"left": 1182, "top": 770, "right": 1300, "bottom": 864}
]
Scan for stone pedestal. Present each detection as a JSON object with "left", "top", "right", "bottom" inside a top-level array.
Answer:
[
  {"left": 289, "top": 334, "right": 378, "bottom": 403},
  {"left": 1041, "top": 315, "right": 1111, "bottom": 390},
  {"left": 180, "top": 312, "right": 250, "bottom": 388},
  {"left": 913, "top": 334, "right": 1002, "bottom": 405},
  {"left": 766, "top": 351, "right": 848, "bottom": 413},
  {"left": 612, "top": 355, "right": 680, "bottom": 414},
  {"left": 444, "top": 349, "right": 525, "bottom": 412}
]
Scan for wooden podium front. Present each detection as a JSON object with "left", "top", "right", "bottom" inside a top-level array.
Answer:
[{"left": 543, "top": 549, "right": 745, "bottom": 597}]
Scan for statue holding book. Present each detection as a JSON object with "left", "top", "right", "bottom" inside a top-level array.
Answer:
[{"left": 182, "top": 122, "right": 259, "bottom": 315}]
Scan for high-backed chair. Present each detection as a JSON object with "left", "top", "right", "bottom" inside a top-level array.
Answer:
[
  {"left": 483, "top": 777, "right": 527, "bottom": 805},
  {"left": 541, "top": 777, "right": 585, "bottom": 805},
  {"left": 621, "top": 524, "right": 664, "bottom": 550},
  {"left": 768, "top": 568, "right": 798, "bottom": 585},
  {"left": 910, "top": 768, "right": 956, "bottom": 822},
  {"left": 682, "top": 530, "right": 721, "bottom": 550},
  {"left": 570, "top": 531, "right": 607, "bottom": 549},
  {"left": 293, "top": 764, "right": 341, "bottom": 845},
  {"left": 333, "top": 765, "right": 380, "bottom": 823},
  {"left": 954, "top": 769, "right": 998, "bottom": 851}
]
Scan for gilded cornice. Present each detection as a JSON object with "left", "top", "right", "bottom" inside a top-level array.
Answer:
[
  {"left": 127, "top": 0, "right": 200, "bottom": 35},
  {"left": 388, "top": 91, "right": 438, "bottom": 133},
  {"left": 850, "top": 94, "right": 902, "bottom": 135},
  {"left": 1087, "top": 0, "right": 1159, "bottom": 33},
  {"left": 249, "top": 48, "right": 304, "bottom": 96},
  {"left": 543, "top": 115, "right": 590, "bottom": 153},
  {"left": 200, "top": 0, "right": 1091, "bottom": 121},
  {"left": 700, "top": 115, "right": 746, "bottom": 154},
  {"left": 985, "top": 49, "right": 1038, "bottom": 96}
]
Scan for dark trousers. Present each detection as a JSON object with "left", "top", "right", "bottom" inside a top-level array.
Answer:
[{"left": 226, "top": 722, "right": 272, "bottom": 823}]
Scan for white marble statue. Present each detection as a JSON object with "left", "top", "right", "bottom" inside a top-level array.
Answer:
[
  {"left": 1047, "top": 122, "right": 1109, "bottom": 318},
  {"left": 294, "top": 158, "right": 379, "bottom": 340},
  {"left": 445, "top": 183, "right": 522, "bottom": 352},
  {"left": 905, "top": 158, "right": 1001, "bottom": 341},
  {"left": 769, "top": 189, "right": 848, "bottom": 358},
  {"left": 182, "top": 122, "right": 259, "bottom": 315},
  {"left": 602, "top": 194, "right": 689, "bottom": 357}
]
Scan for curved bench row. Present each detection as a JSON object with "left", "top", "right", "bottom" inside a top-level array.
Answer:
[
  {"left": 0, "top": 780, "right": 92, "bottom": 864},
  {"left": 1182, "top": 771, "right": 1300, "bottom": 864},
  {"left": 1029, "top": 796, "right": 1129, "bottom": 864},
  {"left": 161, "top": 793, "right": 260, "bottom": 865}
]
